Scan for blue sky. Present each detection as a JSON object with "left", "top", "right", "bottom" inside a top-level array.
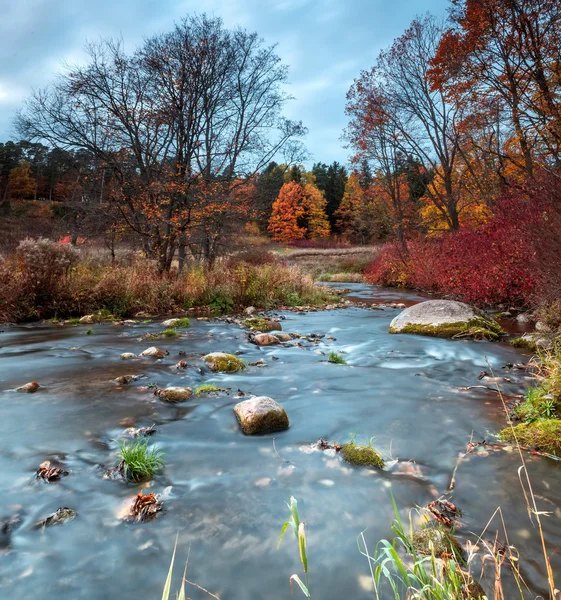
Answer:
[{"left": 0, "top": 0, "right": 449, "bottom": 166}]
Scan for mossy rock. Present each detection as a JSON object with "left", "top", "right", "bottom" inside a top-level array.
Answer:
[
  {"left": 162, "top": 317, "right": 190, "bottom": 328},
  {"left": 389, "top": 300, "right": 503, "bottom": 341},
  {"left": 411, "top": 526, "right": 464, "bottom": 560},
  {"left": 203, "top": 352, "right": 246, "bottom": 373},
  {"left": 234, "top": 396, "right": 289, "bottom": 435},
  {"left": 498, "top": 419, "right": 561, "bottom": 456},
  {"left": 341, "top": 443, "right": 384, "bottom": 469},
  {"left": 244, "top": 317, "right": 282, "bottom": 332}
]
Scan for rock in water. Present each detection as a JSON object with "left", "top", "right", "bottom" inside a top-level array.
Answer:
[
  {"left": 244, "top": 317, "right": 282, "bottom": 332},
  {"left": 140, "top": 346, "right": 167, "bottom": 358},
  {"left": 34, "top": 507, "right": 76, "bottom": 528},
  {"left": 389, "top": 300, "right": 503, "bottom": 340},
  {"left": 15, "top": 381, "right": 40, "bottom": 393},
  {"left": 203, "top": 352, "right": 246, "bottom": 373},
  {"left": 155, "top": 386, "right": 192, "bottom": 403},
  {"left": 120, "top": 352, "right": 137, "bottom": 360},
  {"left": 252, "top": 333, "right": 280, "bottom": 346},
  {"left": 233, "top": 396, "right": 289, "bottom": 435}
]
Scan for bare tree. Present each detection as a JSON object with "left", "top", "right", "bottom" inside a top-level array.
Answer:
[{"left": 16, "top": 14, "right": 305, "bottom": 270}]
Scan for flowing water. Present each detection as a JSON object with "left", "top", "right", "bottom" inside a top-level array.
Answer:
[{"left": 0, "top": 284, "right": 559, "bottom": 599}]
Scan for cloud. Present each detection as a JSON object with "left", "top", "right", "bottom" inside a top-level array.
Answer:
[{"left": 0, "top": 0, "right": 450, "bottom": 164}]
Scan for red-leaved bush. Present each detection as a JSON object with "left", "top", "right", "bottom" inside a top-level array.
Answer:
[{"left": 366, "top": 172, "right": 561, "bottom": 308}]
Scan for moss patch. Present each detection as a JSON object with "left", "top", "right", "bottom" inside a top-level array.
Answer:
[
  {"left": 510, "top": 336, "right": 537, "bottom": 351},
  {"left": 341, "top": 443, "right": 384, "bottom": 468},
  {"left": 499, "top": 420, "right": 561, "bottom": 456},
  {"left": 161, "top": 328, "right": 178, "bottom": 338},
  {"left": 204, "top": 353, "right": 247, "bottom": 373},
  {"left": 411, "top": 526, "right": 464, "bottom": 560},
  {"left": 243, "top": 317, "right": 282, "bottom": 332},
  {"left": 390, "top": 317, "right": 503, "bottom": 341},
  {"left": 194, "top": 383, "right": 224, "bottom": 395}
]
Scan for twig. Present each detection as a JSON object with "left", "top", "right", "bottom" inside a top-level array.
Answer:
[{"left": 184, "top": 579, "right": 221, "bottom": 600}]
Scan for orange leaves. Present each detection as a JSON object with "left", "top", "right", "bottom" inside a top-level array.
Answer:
[
  {"left": 268, "top": 181, "right": 306, "bottom": 242},
  {"left": 268, "top": 181, "right": 330, "bottom": 242}
]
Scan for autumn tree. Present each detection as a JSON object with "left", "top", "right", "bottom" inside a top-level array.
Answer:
[
  {"left": 8, "top": 161, "right": 35, "bottom": 199},
  {"left": 430, "top": 0, "right": 561, "bottom": 173},
  {"left": 17, "top": 15, "right": 306, "bottom": 270},
  {"left": 346, "top": 16, "right": 464, "bottom": 233},
  {"left": 301, "top": 184, "right": 330, "bottom": 239},
  {"left": 268, "top": 181, "right": 305, "bottom": 241}
]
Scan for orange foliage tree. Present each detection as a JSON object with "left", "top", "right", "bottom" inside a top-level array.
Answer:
[{"left": 268, "top": 181, "right": 306, "bottom": 242}]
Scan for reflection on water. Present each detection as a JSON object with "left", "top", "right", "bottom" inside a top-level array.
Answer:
[{"left": 0, "top": 284, "right": 558, "bottom": 599}]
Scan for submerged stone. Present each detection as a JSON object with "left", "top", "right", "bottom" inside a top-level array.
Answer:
[
  {"left": 155, "top": 386, "right": 193, "bottom": 403},
  {"left": 234, "top": 396, "right": 289, "bottom": 435},
  {"left": 203, "top": 352, "right": 246, "bottom": 373},
  {"left": 114, "top": 375, "right": 137, "bottom": 385},
  {"left": 34, "top": 507, "right": 76, "bottom": 529},
  {"left": 389, "top": 300, "right": 503, "bottom": 340},
  {"left": 341, "top": 443, "right": 384, "bottom": 469},
  {"left": 15, "top": 381, "right": 40, "bottom": 393},
  {"left": 120, "top": 352, "right": 137, "bottom": 360}
]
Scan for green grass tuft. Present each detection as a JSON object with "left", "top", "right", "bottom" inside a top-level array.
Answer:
[
  {"left": 161, "top": 328, "right": 178, "bottom": 338},
  {"left": 195, "top": 383, "right": 223, "bottom": 395},
  {"left": 328, "top": 351, "right": 347, "bottom": 364},
  {"left": 118, "top": 439, "right": 165, "bottom": 482},
  {"left": 173, "top": 317, "right": 191, "bottom": 328}
]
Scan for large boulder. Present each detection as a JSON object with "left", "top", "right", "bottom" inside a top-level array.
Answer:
[
  {"left": 233, "top": 396, "right": 289, "bottom": 435},
  {"left": 203, "top": 352, "right": 246, "bottom": 373},
  {"left": 389, "top": 300, "right": 503, "bottom": 340}
]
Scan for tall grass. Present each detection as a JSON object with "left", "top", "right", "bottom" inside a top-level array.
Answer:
[
  {"left": 0, "top": 241, "right": 336, "bottom": 322},
  {"left": 278, "top": 496, "right": 311, "bottom": 598}
]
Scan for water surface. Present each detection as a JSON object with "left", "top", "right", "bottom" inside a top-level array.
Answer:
[{"left": 0, "top": 285, "right": 558, "bottom": 599}]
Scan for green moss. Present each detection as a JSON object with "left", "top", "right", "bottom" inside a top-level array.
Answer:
[
  {"left": 204, "top": 353, "right": 247, "bottom": 373},
  {"left": 161, "top": 328, "right": 178, "bottom": 338},
  {"left": 194, "top": 383, "right": 223, "bottom": 395},
  {"left": 243, "top": 317, "right": 282, "bottom": 332},
  {"left": 390, "top": 317, "right": 503, "bottom": 341},
  {"left": 411, "top": 526, "right": 464, "bottom": 560},
  {"left": 341, "top": 443, "right": 384, "bottom": 468},
  {"left": 510, "top": 336, "right": 537, "bottom": 351},
  {"left": 173, "top": 317, "right": 190, "bottom": 328},
  {"left": 499, "top": 419, "right": 561, "bottom": 456},
  {"left": 66, "top": 318, "right": 81, "bottom": 325}
]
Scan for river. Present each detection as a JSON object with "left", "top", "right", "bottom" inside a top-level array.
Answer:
[{"left": 0, "top": 283, "right": 558, "bottom": 599}]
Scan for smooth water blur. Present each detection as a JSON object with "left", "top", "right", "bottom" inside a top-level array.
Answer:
[{"left": 0, "top": 285, "right": 558, "bottom": 599}]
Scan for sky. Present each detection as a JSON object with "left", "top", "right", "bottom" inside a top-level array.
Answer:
[{"left": 0, "top": 0, "right": 449, "bottom": 167}]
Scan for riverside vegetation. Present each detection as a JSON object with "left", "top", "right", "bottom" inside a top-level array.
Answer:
[{"left": 0, "top": 238, "right": 337, "bottom": 323}]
